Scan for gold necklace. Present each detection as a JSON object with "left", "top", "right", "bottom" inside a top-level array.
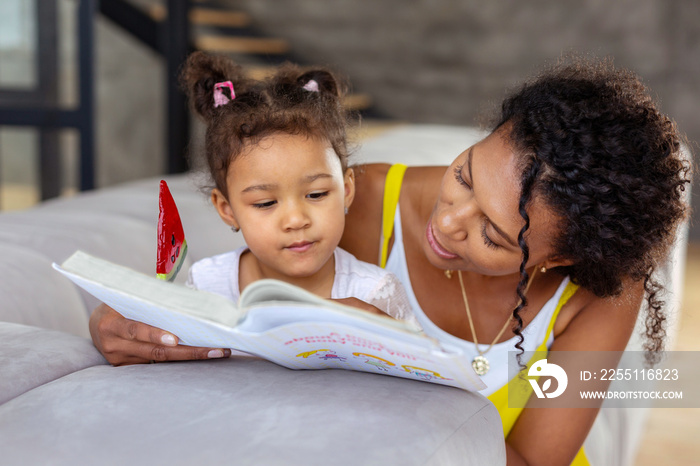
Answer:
[{"left": 457, "top": 268, "right": 538, "bottom": 376}]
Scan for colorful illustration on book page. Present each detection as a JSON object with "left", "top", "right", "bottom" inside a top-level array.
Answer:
[
  {"left": 401, "top": 365, "right": 452, "bottom": 382},
  {"left": 352, "top": 353, "right": 396, "bottom": 372},
  {"left": 296, "top": 349, "right": 347, "bottom": 362},
  {"left": 276, "top": 326, "right": 486, "bottom": 391}
]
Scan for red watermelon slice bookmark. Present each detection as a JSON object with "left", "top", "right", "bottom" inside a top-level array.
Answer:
[{"left": 156, "top": 180, "right": 188, "bottom": 281}]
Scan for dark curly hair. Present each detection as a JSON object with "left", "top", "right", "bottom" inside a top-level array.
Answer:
[
  {"left": 180, "top": 51, "right": 354, "bottom": 196},
  {"left": 493, "top": 56, "right": 692, "bottom": 363}
]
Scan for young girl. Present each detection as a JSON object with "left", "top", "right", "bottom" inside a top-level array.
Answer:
[{"left": 179, "top": 52, "right": 416, "bottom": 328}]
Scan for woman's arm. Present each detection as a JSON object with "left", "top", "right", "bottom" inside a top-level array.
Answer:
[
  {"left": 505, "top": 280, "right": 644, "bottom": 465},
  {"left": 90, "top": 303, "right": 231, "bottom": 365}
]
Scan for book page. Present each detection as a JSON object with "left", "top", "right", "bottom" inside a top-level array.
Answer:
[
  {"left": 55, "top": 251, "right": 243, "bottom": 327},
  {"left": 238, "top": 303, "right": 425, "bottom": 343},
  {"left": 243, "top": 320, "right": 486, "bottom": 391},
  {"left": 240, "top": 279, "right": 416, "bottom": 332},
  {"left": 53, "top": 251, "right": 487, "bottom": 391}
]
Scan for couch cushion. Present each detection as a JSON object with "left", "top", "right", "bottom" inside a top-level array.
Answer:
[
  {"left": 0, "top": 209, "right": 191, "bottom": 311},
  {"left": 0, "top": 244, "right": 90, "bottom": 336},
  {"left": 36, "top": 175, "right": 242, "bottom": 263},
  {"left": 0, "top": 356, "right": 504, "bottom": 465},
  {"left": 0, "top": 322, "right": 106, "bottom": 405}
]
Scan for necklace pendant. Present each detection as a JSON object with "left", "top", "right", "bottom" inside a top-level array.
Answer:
[{"left": 472, "top": 355, "right": 490, "bottom": 376}]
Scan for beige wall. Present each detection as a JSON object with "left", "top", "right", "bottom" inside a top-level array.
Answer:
[{"left": 95, "top": 15, "right": 164, "bottom": 188}]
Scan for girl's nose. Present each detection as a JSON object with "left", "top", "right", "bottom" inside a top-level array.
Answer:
[{"left": 281, "top": 201, "right": 311, "bottom": 231}]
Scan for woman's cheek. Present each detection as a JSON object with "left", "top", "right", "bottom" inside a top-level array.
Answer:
[{"left": 467, "top": 245, "right": 518, "bottom": 275}]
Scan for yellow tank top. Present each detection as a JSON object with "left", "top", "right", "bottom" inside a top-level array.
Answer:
[{"left": 380, "top": 163, "right": 590, "bottom": 465}]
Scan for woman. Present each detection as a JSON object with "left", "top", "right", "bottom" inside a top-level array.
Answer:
[{"left": 90, "top": 56, "right": 691, "bottom": 464}]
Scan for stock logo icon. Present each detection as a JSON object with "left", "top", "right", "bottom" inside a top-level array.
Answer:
[{"left": 528, "top": 359, "right": 568, "bottom": 398}]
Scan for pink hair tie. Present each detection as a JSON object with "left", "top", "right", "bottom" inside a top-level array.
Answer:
[
  {"left": 303, "top": 79, "right": 319, "bottom": 92},
  {"left": 213, "top": 81, "right": 235, "bottom": 107}
]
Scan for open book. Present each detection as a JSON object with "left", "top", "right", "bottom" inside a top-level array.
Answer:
[{"left": 54, "top": 251, "right": 486, "bottom": 392}]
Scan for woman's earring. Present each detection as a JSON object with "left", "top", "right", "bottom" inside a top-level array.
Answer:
[
  {"left": 540, "top": 265, "right": 547, "bottom": 273},
  {"left": 231, "top": 226, "right": 240, "bottom": 233},
  {"left": 344, "top": 206, "right": 349, "bottom": 215}
]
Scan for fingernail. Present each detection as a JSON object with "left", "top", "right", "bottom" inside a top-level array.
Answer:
[
  {"left": 161, "top": 334, "right": 177, "bottom": 346},
  {"left": 208, "top": 349, "right": 224, "bottom": 359}
]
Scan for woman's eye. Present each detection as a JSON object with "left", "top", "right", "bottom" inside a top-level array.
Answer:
[
  {"left": 481, "top": 223, "right": 500, "bottom": 250},
  {"left": 252, "top": 200, "right": 276, "bottom": 209},
  {"left": 454, "top": 165, "right": 471, "bottom": 190},
  {"left": 307, "top": 191, "right": 330, "bottom": 200}
]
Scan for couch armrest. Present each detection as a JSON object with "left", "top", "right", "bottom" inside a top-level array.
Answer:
[{"left": 0, "top": 355, "right": 505, "bottom": 465}]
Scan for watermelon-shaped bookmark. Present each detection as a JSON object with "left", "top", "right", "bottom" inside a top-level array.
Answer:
[{"left": 156, "top": 180, "right": 188, "bottom": 281}]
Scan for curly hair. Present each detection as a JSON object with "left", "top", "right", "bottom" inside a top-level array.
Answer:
[
  {"left": 180, "top": 51, "right": 354, "bottom": 196},
  {"left": 493, "top": 56, "right": 692, "bottom": 362}
]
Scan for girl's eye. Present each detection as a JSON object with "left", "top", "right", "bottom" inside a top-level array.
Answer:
[
  {"left": 481, "top": 223, "right": 500, "bottom": 250},
  {"left": 252, "top": 200, "right": 276, "bottom": 209},
  {"left": 307, "top": 191, "right": 330, "bottom": 200},
  {"left": 454, "top": 165, "right": 471, "bottom": 190}
]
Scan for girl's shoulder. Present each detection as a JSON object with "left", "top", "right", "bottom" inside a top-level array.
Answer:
[
  {"left": 187, "top": 247, "right": 246, "bottom": 301},
  {"left": 334, "top": 247, "right": 391, "bottom": 281},
  {"left": 189, "top": 248, "right": 245, "bottom": 274}
]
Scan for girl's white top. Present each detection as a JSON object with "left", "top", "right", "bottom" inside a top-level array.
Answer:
[{"left": 187, "top": 246, "right": 420, "bottom": 329}]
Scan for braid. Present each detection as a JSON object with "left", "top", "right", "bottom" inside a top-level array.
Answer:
[
  {"left": 642, "top": 273, "right": 666, "bottom": 365},
  {"left": 512, "top": 157, "right": 542, "bottom": 366}
]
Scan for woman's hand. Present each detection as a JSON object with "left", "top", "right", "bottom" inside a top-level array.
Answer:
[
  {"left": 330, "top": 297, "right": 390, "bottom": 317},
  {"left": 89, "top": 303, "right": 231, "bottom": 366}
]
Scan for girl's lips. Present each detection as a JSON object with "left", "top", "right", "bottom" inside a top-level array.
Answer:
[
  {"left": 426, "top": 222, "right": 459, "bottom": 260},
  {"left": 286, "top": 241, "right": 314, "bottom": 253}
]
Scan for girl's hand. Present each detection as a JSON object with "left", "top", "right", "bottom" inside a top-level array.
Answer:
[
  {"left": 330, "top": 297, "right": 390, "bottom": 317},
  {"left": 89, "top": 303, "right": 231, "bottom": 366}
]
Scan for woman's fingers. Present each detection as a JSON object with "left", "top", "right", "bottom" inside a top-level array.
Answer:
[
  {"left": 124, "top": 341, "right": 231, "bottom": 365},
  {"left": 89, "top": 303, "right": 230, "bottom": 366},
  {"left": 117, "top": 312, "right": 179, "bottom": 347}
]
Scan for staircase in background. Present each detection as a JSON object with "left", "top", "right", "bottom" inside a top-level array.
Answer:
[
  {"left": 0, "top": 0, "right": 375, "bottom": 207},
  {"left": 154, "top": 1, "right": 373, "bottom": 110},
  {"left": 101, "top": 0, "right": 374, "bottom": 174},
  {"left": 0, "top": 0, "right": 95, "bottom": 200}
]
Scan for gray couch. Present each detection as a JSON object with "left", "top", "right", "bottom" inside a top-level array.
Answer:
[{"left": 0, "top": 126, "right": 507, "bottom": 465}]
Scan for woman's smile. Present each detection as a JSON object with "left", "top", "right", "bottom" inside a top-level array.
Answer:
[{"left": 426, "top": 220, "right": 459, "bottom": 260}]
